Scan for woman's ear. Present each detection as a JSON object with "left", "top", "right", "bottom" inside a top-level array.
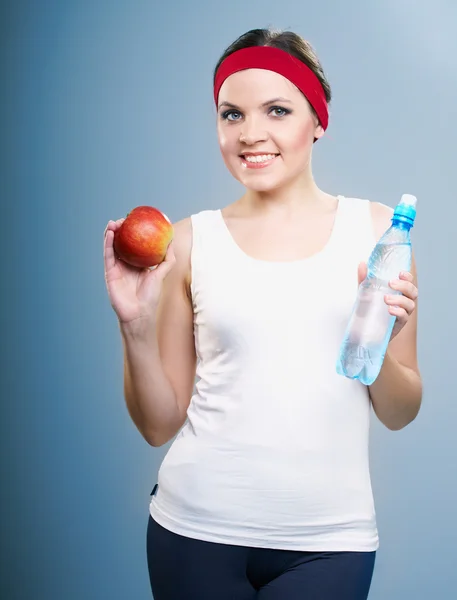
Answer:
[{"left": 314, "top": 123, "right": 325, "bottom": 140}]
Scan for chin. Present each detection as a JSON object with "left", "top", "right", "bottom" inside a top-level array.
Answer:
[
  {"left": 224, "top": 157, "right": 306, "bottom": 193},
  {"left": 226, "top": 166, "right": 284, "bottom": 192},
  {"left": 240, "top": 177, "right": 284, "bottom": 193},
  {"left": 238, "top": 168, "right": 300, "bottom": 193}
]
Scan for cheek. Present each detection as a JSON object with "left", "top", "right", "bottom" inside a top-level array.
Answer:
[
  {"left": 217, "top": 124, "right": 236, "bottom": 157},
  {"left": 287, "top": 120, "right": 315, "bottom": 154}
]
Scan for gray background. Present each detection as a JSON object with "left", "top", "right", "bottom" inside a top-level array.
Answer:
[{"left": 1, "top": 0, "right": 455, "bottom": 598}]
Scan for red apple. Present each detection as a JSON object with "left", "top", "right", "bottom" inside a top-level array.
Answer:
[{"left": 113, "top": 206, "right": 174, "bottom": 268}]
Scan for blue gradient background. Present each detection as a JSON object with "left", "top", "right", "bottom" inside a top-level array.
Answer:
[{"left": 1, "top": 1, "right": 455, "bottom": 598}]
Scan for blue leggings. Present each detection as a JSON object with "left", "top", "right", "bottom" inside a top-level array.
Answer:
[{"left": 146, "top": 516, "right": 376, "bottom": 599}]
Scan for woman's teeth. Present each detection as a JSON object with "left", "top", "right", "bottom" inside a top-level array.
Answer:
[{"left": 243, "top": 154, "right": 277, "bottom": 163}]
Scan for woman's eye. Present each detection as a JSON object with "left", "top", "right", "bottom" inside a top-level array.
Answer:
[
  {"left": 221, "top": 107, "right": 290, "bottom": 120},
  {"left": 270, "top": 106, "right": 290, "bottom": 117},
  {"left": 222, "top": 110, "right": 242, "bottom": 121}
]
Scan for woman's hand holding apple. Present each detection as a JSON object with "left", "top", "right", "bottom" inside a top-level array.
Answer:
[{"left": 103, "top": 207, "right": 175, "bottom": 328}]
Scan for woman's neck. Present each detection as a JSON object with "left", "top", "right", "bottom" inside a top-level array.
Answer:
[{"left": 242, "top": 175, "right": 333, "bottom": 218}]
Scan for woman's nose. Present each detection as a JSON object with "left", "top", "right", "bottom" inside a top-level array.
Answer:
[{"left": 239, "top": 118, "right": 268, "bottom": 145}]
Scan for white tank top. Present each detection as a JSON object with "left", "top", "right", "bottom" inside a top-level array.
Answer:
[{"left": 149, "top": 195, "right": 380, "bottom": 552}]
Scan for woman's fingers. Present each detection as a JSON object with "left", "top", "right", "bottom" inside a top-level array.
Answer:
[
  {"left": 104, "top": 228, "right": 117, "bottom": 272},
  {"left": 104, "top": 218, "right": 123, "bottom": 273},
  {"left": 104, "top": 218, "right": 125, "bottom": 237},
  {"left": 384, "top": 293, "right": 416, "bottom": 315},
  {"left": 151, "top": 242, "right": 176, "bottom": 280},
  {"left": 103, "top": 217, "right": 126, "bottom": 268},
  {"left": 390, "top": 275, "right": 418, "bottom": 300},
  {"left": 104, "top": 220, "right": 114, "bottom": 237}
]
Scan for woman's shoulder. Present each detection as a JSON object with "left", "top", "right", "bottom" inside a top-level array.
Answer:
[
  {"left": 168, "top": 217, "right": 193, "bottom": 286},
  {"left": 172, "top": 216, "right": 193, "bottom": 248},
  {"left": 342, "top": 195, "right": 393, "bottom": 240},
  {"left": 368, "top": 199, "right": 394, "bottom": 240},
  {"left": 367, "top": 198, "right": 393, "bottom": 218},
  {"left": 171, "top": 202, "right": 229, "bottom": 244},
  {"left": 170, "top": 209, "right": 222, "bottom": 283},
  {"left": 342, "top": 194, "right": 392, "bottom": 214}
]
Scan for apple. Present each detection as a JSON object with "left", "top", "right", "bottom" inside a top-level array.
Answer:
[{"left": 113, "top": 206, "right": 174, "bottom": 268}]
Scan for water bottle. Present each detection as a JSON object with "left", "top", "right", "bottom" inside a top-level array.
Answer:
[{"left": 336, "top": 194, "right": 417, "bottom": 385}]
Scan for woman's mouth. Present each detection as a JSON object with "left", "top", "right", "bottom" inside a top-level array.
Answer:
[{"left": 240, "top": 153, "right": 279, "bottom": 169}]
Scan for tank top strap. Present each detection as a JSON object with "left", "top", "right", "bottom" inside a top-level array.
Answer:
[
  {"left": 330, "top": 195, "right": 377, "bottom": 259},
  {"left": 190, "top": 209, "right": 229, "bottom": 299},
  {"left": 190, "top": 209, "right": 228, "bottom": 256}
]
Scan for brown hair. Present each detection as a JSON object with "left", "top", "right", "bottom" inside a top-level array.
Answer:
[{"left": 213, "top": 28, "right": 332, "bottom": 119}]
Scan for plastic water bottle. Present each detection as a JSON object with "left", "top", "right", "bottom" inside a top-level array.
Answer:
[{"left": 336, "top": 194, "right": 417, "bottom": 385}]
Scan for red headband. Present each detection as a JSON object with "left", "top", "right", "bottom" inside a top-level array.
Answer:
[{"left": 214, "top": 46, "right": 329, "bottom": 131}]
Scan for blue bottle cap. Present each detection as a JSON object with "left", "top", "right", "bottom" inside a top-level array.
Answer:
[{"left": 394, "top": 194, "right": 417, "bottom": 225}]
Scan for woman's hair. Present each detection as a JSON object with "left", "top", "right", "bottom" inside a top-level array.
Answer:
[{"left": 213, "top": 28, "right": 332, "bottom": 113}]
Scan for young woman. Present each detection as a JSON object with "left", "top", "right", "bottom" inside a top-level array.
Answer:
[{"left": 103, "top": 28, "right": 422, "bottom": 600}]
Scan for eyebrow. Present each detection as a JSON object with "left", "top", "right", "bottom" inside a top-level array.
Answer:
[{"left": 218, "top": 97, "right": 293, "bottom": 110}]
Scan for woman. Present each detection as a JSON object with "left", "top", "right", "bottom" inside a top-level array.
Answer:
[{"left": 103, "top": 28, "right": 422, "bottom": 600}]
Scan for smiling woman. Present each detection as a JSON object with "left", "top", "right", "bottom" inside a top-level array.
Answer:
[
  {"left": 217, "top": 68, "right": 321, "bottom": 191},
  {"left": 214, "top": 29, "right": 331, "bottom": 191},
  {"left": 103, "top": 26, "right": 422, "bottom": 600},
  {"left": 214, "top": 33, "right": 331, "bottom": 192}
]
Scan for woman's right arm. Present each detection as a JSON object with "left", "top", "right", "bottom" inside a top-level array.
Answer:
[{"left": 104, "top": 217, "right": 196, "bottom": 446}]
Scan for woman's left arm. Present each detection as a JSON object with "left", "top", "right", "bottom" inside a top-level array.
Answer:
[{"left": 360, "top": 202, "right": 423, "bottom": 431}]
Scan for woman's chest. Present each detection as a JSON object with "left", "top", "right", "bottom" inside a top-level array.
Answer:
[
  {"left": 222, "top": 213, "right": 337, "bottom": 262},
  {"left": 192, "top": 258, "right": 360, "bottom": 352}
]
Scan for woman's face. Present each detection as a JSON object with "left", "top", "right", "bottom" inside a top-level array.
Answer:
[{"left": 216, "top": 68, "right": 324, "bottom": 193}]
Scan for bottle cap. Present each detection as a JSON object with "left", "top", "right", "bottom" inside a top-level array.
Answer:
[
  {"left": 394, "top": 193, "right": 417, "bottom": 225},
  {"left": 400, "top": 194, "right": 417, "bottom": 208}
]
